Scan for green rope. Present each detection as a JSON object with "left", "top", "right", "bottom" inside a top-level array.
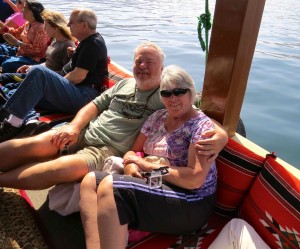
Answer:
[{"left": 197, "top": 0, "right": 211, "bottom": 61}]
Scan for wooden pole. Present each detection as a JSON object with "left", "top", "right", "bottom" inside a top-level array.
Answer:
[{"left": 200, "top": 0, "right": 266, "bottom": 136}]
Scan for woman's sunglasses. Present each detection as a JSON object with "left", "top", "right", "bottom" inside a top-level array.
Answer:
[{"left": 160, "top": 88, "right": 189, "bottom": 98}]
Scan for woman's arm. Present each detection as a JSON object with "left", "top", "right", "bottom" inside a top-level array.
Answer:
[
  {"left": 123, "top": 132, "right": 147, "bottom": 178},
  {"left": 160, "top": 143, "right": 213, "bottom": 190}
]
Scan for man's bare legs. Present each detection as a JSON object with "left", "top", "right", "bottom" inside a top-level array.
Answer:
[
  {"left": 0, "top": 130, "right": 59, "bottom": 172},
  {"left": 0, "top": 130, "right": 89, "bottom": 190}
]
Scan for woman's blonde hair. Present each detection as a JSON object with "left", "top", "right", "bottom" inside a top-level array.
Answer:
[{"left": 42, "top": 10, "right": 76, "bottom": 41}]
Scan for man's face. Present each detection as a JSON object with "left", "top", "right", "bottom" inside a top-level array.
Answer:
[
  {"left": 67, "top": 13, "right": 83, "bottom": 39},
  {"left": 133, "top": 46, "right": 163, "bottom": 90}
]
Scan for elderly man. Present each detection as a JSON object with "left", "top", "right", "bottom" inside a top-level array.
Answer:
[
  {"left": 0, "top": 42, "right": 227, "bottom": 191},
  {"left": 0, "top": 8, "right": 108, "bottom": 142}
]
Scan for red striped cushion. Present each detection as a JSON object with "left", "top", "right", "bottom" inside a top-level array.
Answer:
[
  {"left": 239, "top": 156, "right": 300, "bottom": 249},
  {"left": 215, "top": 138, "right": 265, "bottom": 217},
  {"left": 101, "top": 61, "right": 133, "bottom": 91}
]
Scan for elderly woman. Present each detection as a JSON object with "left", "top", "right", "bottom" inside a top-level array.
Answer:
[
  {"left": 79, "top": 65, "right": 219, "bottom": 249},
  {"left": 0, "top": 0, "right": 49, "bottom": 73}
]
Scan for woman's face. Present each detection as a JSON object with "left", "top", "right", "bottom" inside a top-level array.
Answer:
[
  {"left": 161, "top": 87, "right": 192, "bottom": 117},
  {"left": 22, "top": 2, "right": 34, "bottom": 21},
  {"left": 44, "top": 21, "right": 56, "bottom": 38}
]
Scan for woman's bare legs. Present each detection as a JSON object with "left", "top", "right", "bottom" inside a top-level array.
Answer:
[
  {"left": 97, "top": 175, "right": 128, "bottom": 249},
  {"left": 80, "top": 172, "right": 100, "bottom": 249}
]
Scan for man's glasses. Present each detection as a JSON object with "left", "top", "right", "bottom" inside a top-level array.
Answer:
[{"left": 160, "top": 88, "right": 189, "bottom": 98}]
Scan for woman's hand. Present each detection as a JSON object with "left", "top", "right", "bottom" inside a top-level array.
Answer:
[
  {"left": 123, "top": 156, "right": 154, "bottom": 172},
  {"left": 67, "top": 46, "right": 76, "bottom": 57},
  {"left": 124, "top": 163, "right": 143, "bottom": 178},
  {"left": 50, "top": 124, "right": 81, "bottom": 150}
]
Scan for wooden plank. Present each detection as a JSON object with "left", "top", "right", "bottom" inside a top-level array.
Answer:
[{"left": 201, "top": 0, "right": 266, "bottom": 136}]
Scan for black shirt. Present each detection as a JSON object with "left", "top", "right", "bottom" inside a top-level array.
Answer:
[{"left": 62, "top": 33, "right": 108, "bottom": 90}]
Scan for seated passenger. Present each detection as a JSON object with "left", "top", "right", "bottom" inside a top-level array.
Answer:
[
  {"left": 79, "top": 65, "right": 222, "bottom": 249},
  {"left": 0, "top": 8, "right": 108, "bottom": 141},
  {"left": 0, "top": 0, "right": 14, "bottom": 23},
  {"left": 208, "top": 218, "right": 270, "bottom": 249},
  {"left": 0, "top": 0, "right": 49, "bottom": 73},
  {"left": 1, "top": 0, "right": 26, "bottom": 31},
  {"left": 0, "top": 42, "right": 227, "bottom": 201},
  {"left": 0, "top": 9, "right": 77, "bottom": 98}
]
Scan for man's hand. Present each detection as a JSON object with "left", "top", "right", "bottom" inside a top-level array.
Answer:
[
  {"left": 195, "top": 127, "right": 228, "bottom": 162},
  {"left": 50, "top": 124, "right": 81, "bottom": 150},
  {"left": 17, "top": 65, "right": 31, "bottom": 74}
]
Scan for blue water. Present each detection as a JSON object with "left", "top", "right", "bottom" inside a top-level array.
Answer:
[{"left": 42, "top": 0, "right": 300, "bottom": 167}]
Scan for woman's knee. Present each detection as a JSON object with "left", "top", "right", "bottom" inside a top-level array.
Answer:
[
  {"left": 97, "top": 174, "right": 114, "bottom": 199},
  {"left": 81, "top": 171, "right": 97, "bottom": 192}
]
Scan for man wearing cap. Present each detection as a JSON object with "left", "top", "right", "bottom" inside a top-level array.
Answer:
[{"left": 0, "top": 8, "right": 108, "bottom": 142}]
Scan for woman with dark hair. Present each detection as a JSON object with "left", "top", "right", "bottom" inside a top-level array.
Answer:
[{"left": 0, "top": 0, "right": 50, "bottom": 73}]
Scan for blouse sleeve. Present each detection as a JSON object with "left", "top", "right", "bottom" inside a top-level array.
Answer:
[
  {"left": 7, "top": 22, "right": 25, "bottom": 39},
  {"left": 18, "top": 24, "right": 49, "bottom": 58},
  {"left": 141, "top": 110, "right": 164, "bottom": 137}
]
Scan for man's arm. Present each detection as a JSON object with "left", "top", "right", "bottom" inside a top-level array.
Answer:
[
  {"left": 195, "top": 119, "right": 228, "bottom": 162},
  {"left": 51, "top": 101, "right": 100, "bottom": 148},
  {"left": 64, "top": 67, "right": 89, "bottom": 85}
]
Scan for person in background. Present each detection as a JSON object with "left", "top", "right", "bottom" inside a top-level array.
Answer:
[
  {"left": 0, "top": 42, "right": 227, "bottom": 204},
  {"left": 0, "top": 0, "right": 49, "bottom": 73},
  {"left": 0, "top": 0, "right": 14, "bottom": 23},
  {"left": 0, "top": 8, "right": 77, "bottom": 86},
  {"left": 0, "top": 8, "right": 107, "bottom": 141},
  {"left": 1, "top": 0, "right": 26, "bottom": 30},
  {"left": 79, "top": 64, "right": 220, "bottom": 249},
  {"left": 0, "top": 9, "right": 77, "bottom": 125},
  {"left": 208, "top": 218, "right": 270, "bottom": 249}
]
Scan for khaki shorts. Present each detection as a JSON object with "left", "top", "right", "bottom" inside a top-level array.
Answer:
[{"left": 57, "top": 126, "right": 122, "bottom": 171}]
